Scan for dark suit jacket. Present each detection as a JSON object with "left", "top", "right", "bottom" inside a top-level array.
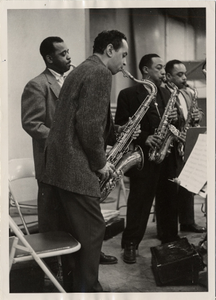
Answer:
[
  {"left": 115, "top": 84, "right": 186, "bottom": 179},
  {"left": 42, "top": 55, "right": 116, "bottom": 197},
  {"left": 21, "top": 68, "right": 61, "bottom": 181},
  {"left": 115, "top": 83, "right": 171, "bottom": 155}
]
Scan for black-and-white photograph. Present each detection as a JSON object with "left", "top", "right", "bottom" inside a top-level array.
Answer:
[{"left": 0, "top": 1, "right": 215, "bottom": 300}]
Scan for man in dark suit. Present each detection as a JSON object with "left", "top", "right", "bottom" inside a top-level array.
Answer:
[
  {"left": 163, "top": 59, "right": 206, "bottom": 234},
  {"left": 115, "top": 54, "right": 181, "bottom": 264},
  {"left": 41, "top": 30, "right": 129, "bottom": 292}
]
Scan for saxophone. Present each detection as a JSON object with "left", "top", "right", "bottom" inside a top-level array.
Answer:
[
  {"left": 148, "top": 82, "right": 181, "bottom": 164},
  {"left": 177, "top": 84, "right": 200, "bottom": 157},
  {"left": 99, "top": 69, "right": 157, "bottom": 202}
]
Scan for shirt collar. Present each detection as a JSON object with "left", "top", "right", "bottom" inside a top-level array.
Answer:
[{"left": 48, "top": 68, "right": 64, "bottom": 81}]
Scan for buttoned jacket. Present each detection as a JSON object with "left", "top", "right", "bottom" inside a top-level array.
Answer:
[
  {"left": 21, "top": 69, "right": 61, "bottom": 181},
  {"left": 115, "top": 83, "right": 174, "bottom": 178},
  {"left": 115, "top": 83, "right": 170, "bottom": 155}
]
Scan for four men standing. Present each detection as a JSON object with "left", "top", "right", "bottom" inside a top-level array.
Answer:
[{"left": 20, "top": 32, "right": 206, "bottom": 291}]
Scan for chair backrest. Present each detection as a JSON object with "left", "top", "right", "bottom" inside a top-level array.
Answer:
[
  {"left": 9, "top": 158, "right": 35, "bottom": 182},
  {"left": 8, "top": 158, "right": 38, "bottom": 235}
]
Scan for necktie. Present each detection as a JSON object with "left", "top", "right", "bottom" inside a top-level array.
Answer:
[{"left": 58, "top": 75, "right": 65, "bottom": 87}]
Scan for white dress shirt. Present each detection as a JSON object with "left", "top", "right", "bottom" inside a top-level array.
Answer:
[{"left": 48, "top": 68, "right": 65, "bottom": 87}]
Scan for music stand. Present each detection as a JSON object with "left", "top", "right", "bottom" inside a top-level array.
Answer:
[{"left": 183, "top": 126, "right": 206, "bottom": 162}]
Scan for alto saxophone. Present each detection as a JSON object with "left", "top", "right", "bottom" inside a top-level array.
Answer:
[
  {"left": 99, "top": 69, "right": 157, "bottom": 202},
  {"left": 177, "top": 84, "right": 200, "bottom": 157},
  {"left": 148, "top": 82, "right": 181, "bottom": 164}
]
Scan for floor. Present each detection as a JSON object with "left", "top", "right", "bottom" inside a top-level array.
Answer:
[
  {"left": 10, "top": 179, "right": 208, "bottom": 294},
  {"left": 99, "top": 180, "right": 208, "bottom": 293}
]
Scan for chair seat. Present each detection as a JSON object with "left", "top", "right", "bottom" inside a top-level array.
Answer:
[
  {"left": 10, "top": 231, "right": 81, "bottom": 262},
  {"left": 10, "top": 199, "right": 38, "bottom": 215}
]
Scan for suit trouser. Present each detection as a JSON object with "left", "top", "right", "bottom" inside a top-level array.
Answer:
[
  {"left": 176, "top": 160, "right": 195, "bottom": 226},
  {"left": 37, "top": 181, "right": 62, "bottom": 232},
  {"left": 178, "top": 187, "right": 195, "bottom": 225},
  {"left": 155, "top": 173, "right": 179, "bottom": 243},
  {"left": 38, "top": 182, "right": 105, "bottom": 292},
  {"left": 121, "top": 161, "right": 161, "bottom": 248}
]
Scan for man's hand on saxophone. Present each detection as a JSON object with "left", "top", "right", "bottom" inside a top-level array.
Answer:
[
  {"left": 117, "top": 119, "right": 142, "bottom": 140},
  {"left": 97, "top": 161, "right": 117, "bottom": 181},
  {"left": 168, "top": 107, "right": 178, "bottom": 123},
  {"left": 191, "top": 108, "right": 202, "bottom": 123},
  {"left": 145, "top": 134, "right": 162, "bottom": 150}
]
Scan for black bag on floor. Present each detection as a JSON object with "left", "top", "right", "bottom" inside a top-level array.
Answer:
[{"left": 150, "top": 237, "right": 204, "bottom": 286}]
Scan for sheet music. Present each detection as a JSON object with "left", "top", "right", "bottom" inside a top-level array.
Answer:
[{"left": 178, "top": 134, "right": 207, "bottom": 194}]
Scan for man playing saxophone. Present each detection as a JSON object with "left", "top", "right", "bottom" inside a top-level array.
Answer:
[
  {"left": 41, "top": 30, "right": 131, "bottom": 292},
  {"left": 158, "top": 59, "right": 206, "bottom": 237},
  {"left": 115, "top": 54, "right": 180, "bottom": 264}
]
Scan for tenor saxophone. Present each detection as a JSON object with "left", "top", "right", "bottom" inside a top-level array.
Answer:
[
  {"left": 148, "top": 82, "right": 181, "bottom": 164},
  {"left": 99, "top": 69, "right": 157, "bottom": 202},
  {"left": 177, "top": 84, "right": 200, "bottom": 157}
]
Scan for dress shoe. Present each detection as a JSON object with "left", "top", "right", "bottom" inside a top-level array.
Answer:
[
  {"left": 123, "top": 242, "right": 136, "bottom": 264},
  {"left": 99, "top": 252, "right": 118, "bottom": 265},
  {"left": 180, "top": 223, "right": 206, "bottom": 233}
]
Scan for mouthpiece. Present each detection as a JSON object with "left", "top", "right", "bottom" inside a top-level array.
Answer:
[{"left": 70, "top": 64, "right": 76, "bottom": 70}]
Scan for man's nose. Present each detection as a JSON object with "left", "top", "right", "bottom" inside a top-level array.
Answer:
[
  {"left": 161, "top": 68, "right": 165, "bottom": 76},
  {"left": 123, "top": 57, "right": 127, "bottom": 66}
]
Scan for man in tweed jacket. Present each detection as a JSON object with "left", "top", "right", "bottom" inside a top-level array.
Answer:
[{"left": 42, "top": 30, "right": 129, "bottom": 292}]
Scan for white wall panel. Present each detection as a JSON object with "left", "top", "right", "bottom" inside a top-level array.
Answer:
[{"left": 8, "top": 9, "right": 87, "bottom": 160}]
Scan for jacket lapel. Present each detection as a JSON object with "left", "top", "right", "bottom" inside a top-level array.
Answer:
[
  {"left": 136, "top": 84, "right": 148, "bottom": 105},
  {"left": 180, "top": 89, "right": 192, "bottom": 110},
  {"left": 43, "top": 69, "right": 61, "bottom": 98}
]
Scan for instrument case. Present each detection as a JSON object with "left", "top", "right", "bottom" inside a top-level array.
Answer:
[{"left": 150, "top": 237, "right": 204, "bottom": 286}]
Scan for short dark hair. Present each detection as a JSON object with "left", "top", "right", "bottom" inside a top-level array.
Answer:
[
  {"left": 93, "top": 30, "right": 127, "bottom": 54},
  {"left": 40, "top": 36, "right": 64, "bottom": 61},
  {"left": 165, "top": 59, "right": 183, "bottom": 75},
  {"left": 139, "top": 54, "right": 160, "bottom": 75}
]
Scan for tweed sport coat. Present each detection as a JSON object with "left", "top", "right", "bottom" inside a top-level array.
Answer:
[
  {"left": 42, "top": 55, "right": 116, "bottom": 198},
  {"left": 21, "top": 69, "right": 61, "bottom": 181}
]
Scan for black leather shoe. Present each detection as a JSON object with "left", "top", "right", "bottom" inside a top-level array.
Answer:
[
  {"left": 180, "top": 223, "right": 206, "bottom": 233},
  {"left": 99, "top": 252, "right": 118, "bottom": 265},
  {"left": 123, "top": 242, "right": 136, "bottom": 264}
]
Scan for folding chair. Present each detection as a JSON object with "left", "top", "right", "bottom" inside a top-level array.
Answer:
[
  {"left": 9, "top": 158, "right": 38, "bottom": 234},
  {"left": 8, "top": 158, "right": 81, "bottom": 292},
  {"left": 9, "top": 215, "right": 81, "bottom": 293}
]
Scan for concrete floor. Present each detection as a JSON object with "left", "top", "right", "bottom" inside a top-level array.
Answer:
[
  {"left": 99, "top": 181, "right": 208, "bottom": 293},
  {"left": 11, "top": 179, "right": 208, "bottom": 295}
]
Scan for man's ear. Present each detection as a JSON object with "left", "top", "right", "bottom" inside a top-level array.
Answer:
[
  {"left": 106, "top": 44, "right": 113, "bottom": 58},
  {"left": 142, "top": 66, "right": 149, "bottom": 75},
  {"left": 166, "top": 73, "right": 171, "bottom": 81},
  {"left": 45, "top": 55, "right": 53, "bottom": 64}
]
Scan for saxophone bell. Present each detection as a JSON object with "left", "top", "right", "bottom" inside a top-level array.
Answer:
[
  {"left": 100, "top": 146, "right": 144, "bottom": 202},
  {"left": 99, "top": 70, "right": 157, "bottom": 202}
]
